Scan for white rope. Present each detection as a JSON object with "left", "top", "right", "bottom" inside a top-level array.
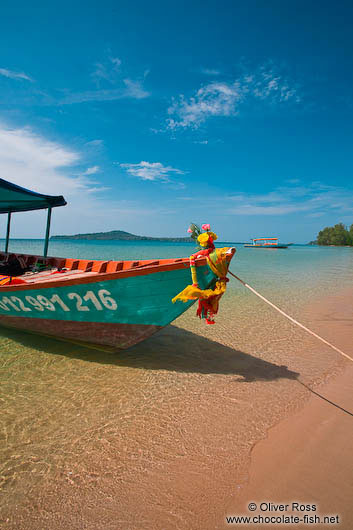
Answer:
[{"left": 228, "top": 270, "right": 353, "bottom": 363}]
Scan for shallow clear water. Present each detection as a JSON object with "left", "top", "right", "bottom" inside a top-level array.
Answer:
[
  {"left": 3, "top": 239, "right": 353, "bottom": 280},
  {"left": 1, "top": 239, "right": 352, "bottom": 529},
  {"left": 3, "top": 238, "right": 353, "bottom": 300}
]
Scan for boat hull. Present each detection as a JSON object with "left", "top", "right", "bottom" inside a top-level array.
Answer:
[
  {"left": 0, "top": 314, "right": 162, "bottom": 349},
  {"left": 243, "top": 244, "right": 288, "bottom": 249},
  {"left": 0, "top": 256, "right": 224, "bottom": 350}
]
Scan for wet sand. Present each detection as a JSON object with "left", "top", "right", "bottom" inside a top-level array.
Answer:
[
  {"left": 224, "top": 287, "right": 353, "bottom": 529},
  {"left": 225, "top": 362, "right": 353, "bottom": 529},
  {"left": 0, "top": 285, "right": 352, "bottom": 529}
]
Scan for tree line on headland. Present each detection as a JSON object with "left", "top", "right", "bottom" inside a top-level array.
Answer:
[{"left": 316, "top": 223, "right": 353, "bottom": 246}]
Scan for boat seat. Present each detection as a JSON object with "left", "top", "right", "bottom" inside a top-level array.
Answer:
[
  {"left": 74, "top": 260, "right": 94, "bottom": 272},
  {"left": 64, "top": 258, "right": 80, "bottom": 270},
  {"left": 91, "top": 261, "right": 109, "bottom": 273},
  {"left": 106, "top": 261, "right": 124, "bottom": 273}
]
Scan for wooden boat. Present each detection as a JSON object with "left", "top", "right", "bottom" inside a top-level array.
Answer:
[
  {"left": 244, "top": 238, "right": 288, "bottom": 249},
  {"left": 0, "top": 179, "right": 235, "bottom": 350}
]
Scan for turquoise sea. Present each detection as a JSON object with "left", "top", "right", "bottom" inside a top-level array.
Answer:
[
  {"left": 2, "top": 237, "right": 353, "bottom": 300},
  {"left": 1, "top": 238, "right": 352, "bottom": 529},
  {"left": 1, "top": 237, "right": 352, "bottom": 354}
]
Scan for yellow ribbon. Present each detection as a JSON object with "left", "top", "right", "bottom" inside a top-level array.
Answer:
[{"left": 172, "top": 247, "right": 230, "bottom": 305}]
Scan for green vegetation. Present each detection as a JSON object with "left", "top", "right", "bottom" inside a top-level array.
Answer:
[
  {"left": 317, "top": 223, "right": 353, "bottom": 246},
  {"left": 51, "top": 230, "right": 191, "bottom": 242}
]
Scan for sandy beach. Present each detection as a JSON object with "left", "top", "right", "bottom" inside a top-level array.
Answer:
[
  {"left": 225, "top": 362, "right": 353, "bottom": 529},
  {"left": 1, "top": 280, "right": 352, "bottom": 530},
  {"left": 224, "top": 286, "right": 353, "bottom": 529}
]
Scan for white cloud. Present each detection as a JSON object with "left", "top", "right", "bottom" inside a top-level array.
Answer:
[
  {"left": 82, "top": 165, "right": 100, "bottom": 175},
  {"left": 85, "top": 139, "right": 103, "bottom": 147},
  {"left": 120, "top": 161, "right": 184, "bottom": 183},
  {"left": 307, "top": 212, "right": 325, "bottom": 218},
  {"left": 230, "top": 204, "right": 307, "bottom": 215},
  {"left": 0, "top": 124, "right": 101, "bottom": 197},
  {"left": 0, "top": 68, "right": 32, "bottom": 82},
  {"left": 91, "top": 56, "right": 122, "bottom": 85},
  {"left": 110, "top": 57, "right": 122, "bottom": 69},
  {"left": 61, "top": 54, "right": 149, "bottom": 104},
  {"left": 200, "top": 68, "right": 221, "bottom": 76},
  {"left": 286, "top": 178, "right": 301, "bottom": 184},
  {"left": 167, "top": 82, "right": 242, "bottom": 129},
  {"left": 0, "top": 125, "right": 184, "bottom": 237},
  {"left": 167, "top": 61, "right": 300, "bottom": 129},
  {"left": 250, "top": 68, "right": 300, "bottom": 103},
  {"left": 0, "top": 125, "right": 78, "bottom": 184},
  {"left": 0, "top": 57, "right": 149, "bottom": 107},
  {"left": 60, "top": 84, "right": 149, "bottom": 104},
  {"left": 122, "top": 79, "right": 149, "bottom": 99},
  {"left": 91, "top": 62, "right": 110, "bottom": 83},
  {"left": 0, "top": 123, "right": 114, "bottom": 237},
  {"left": 171, "top": 182, "right": 353, "bottom": 222},
  {"left": 226, "top": 183, "right": 353, "bottom": 216}
]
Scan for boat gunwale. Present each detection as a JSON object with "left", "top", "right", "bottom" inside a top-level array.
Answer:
[{"left": 0, "top": 248, "right": 235, "bottom": 292}]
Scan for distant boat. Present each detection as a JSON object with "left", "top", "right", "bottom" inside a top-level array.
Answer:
[
  {"left": 244, "top": 238, "right": 288, "bottom": 249},
  {"left": 0, "top": 179, "right": 236, "bottom": 350}
]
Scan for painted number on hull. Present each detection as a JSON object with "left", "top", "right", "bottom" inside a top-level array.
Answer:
[{"left": 0, "top": 289, "right": 117, "bottom": 313}]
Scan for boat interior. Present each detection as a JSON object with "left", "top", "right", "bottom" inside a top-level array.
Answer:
[
  {"left": 0, "top": 248, "right": 235, "bottom": 287},
  {"left": 0, "top": 251, "right": 196, "bottom": 286}
]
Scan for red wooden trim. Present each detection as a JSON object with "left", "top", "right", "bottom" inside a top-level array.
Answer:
[
  {"left": 0, "top": 260, "right": 198, "bottom": 291},
  {"left": 92, "top": 260, "right": 108, "bottom": 273},
  {"left": 106, "top": 261, "right": 123, "bottom": 273},
  {"left": 65, "top": 258, "right": 79, "bottom": 270},
  {"left": 0, "top": 248, "right": 235, "bottom": 292}
]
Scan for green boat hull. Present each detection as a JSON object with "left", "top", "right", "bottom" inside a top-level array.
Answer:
[{"left": 0, "top": 262, "right": 216, "bottom": 349}]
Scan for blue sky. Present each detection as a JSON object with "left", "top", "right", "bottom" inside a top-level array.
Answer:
[{"left": 0, "top": 0, "right": 352, "bottom": 242}]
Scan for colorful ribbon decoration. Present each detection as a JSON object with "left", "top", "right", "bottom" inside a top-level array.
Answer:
[{"left": 172, "top": 226, "right": 231, "bottom": 324}]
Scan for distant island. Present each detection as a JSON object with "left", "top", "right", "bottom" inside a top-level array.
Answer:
[
  {"left": 51, "top": 230, "right": 193, "bottom": 242},
  {"left": 316, "top": 222, "right": 353, "bottom": 246}
]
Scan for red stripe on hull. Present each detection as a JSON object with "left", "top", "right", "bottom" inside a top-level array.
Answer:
[{"left": 0, "top": 315, "right": 162, "bottom": 350}]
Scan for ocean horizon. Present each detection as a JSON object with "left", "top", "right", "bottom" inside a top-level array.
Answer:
[{"left": 1, "top": 237, "right": 352, "bottom": 308}]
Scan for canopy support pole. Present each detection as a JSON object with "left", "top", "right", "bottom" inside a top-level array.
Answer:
[
  {"left": 5, "top": 212, "right": 12, "bottom": 253},
  {"left": 43, "top": 207, "right": 52, "bottom": 257}
]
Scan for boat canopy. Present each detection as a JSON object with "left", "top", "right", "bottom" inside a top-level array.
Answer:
[
  {"left": 252, "top": 238, "right": 278, "bottom": 241},
  {"left": 0, "top": 178, "right": 67, "bottom": 256},
  {"left": 0, "top": 178, "right": 66, "bottom": 214}
]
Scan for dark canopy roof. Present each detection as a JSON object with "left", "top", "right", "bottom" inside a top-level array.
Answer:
[{"left": 0, "top": 178, "right": 67, "bottom": 214}]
